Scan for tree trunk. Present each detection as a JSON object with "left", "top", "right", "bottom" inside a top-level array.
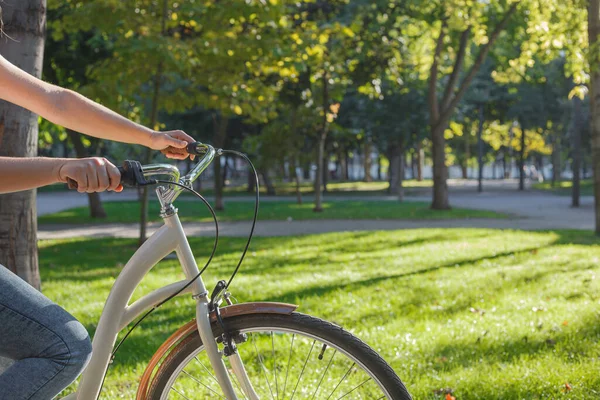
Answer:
[
  {"left": 399, "top": 147, "right": 405, "bottom": 202},
  {"left": 139, "top": 0, "right": 168, "bottom": 245},
  {"left": 303, "top": 163, "right": 311, "bottom": 180},
  {"left": 431, "top": 125, "right": 449, "bottom": 208},
  {"left": 322, "top": 154, "right": 328, "bottom": 193},
  {"left": 552, "top": 136, "right": 561, "bottom": 187},
  {"left": 462, "top": 131, "right": 470, "bottom": 179},
  {"left": 364, "top": 140, "right": 372, "bottom": 182},
  {"left": 590, "top": 0, "right": 600, "bottom": 233},
  {"left": 427, "top": 5, "right": 516, "bottom": 209},
  {"left": 0, "top": 0, "right": 46, "bottom": 289},
  {"left": 388, "top": 143, "right": 401, "bottom": 195},
  {"left": 222, "top": 155, "right": 229, "bottom": 187},
  {"left": 572, "top": 96, "right": 583, "bottom": 207},
  {"left": 344, "top": 149, "right": 350, "bottom": 181},
  {"left": 313, "top": 69, "right": 329, "bottom": 213},
  {"left": 518, "top": 125, "right": 526, "bottom": 191},
  {"left": 289, "top": 158, "right": 302, "bottom": 204},
  {"left": 477, "top": 104, "right": 484, "bottom": 193},
  {"left": 213, "top": 115, "right": 228, "bottom": 211},
  {"left": 377, "top": 154, "right": 382, "bottom": 181},
  {"left": 66, "top": 130, "right": 107, "bottom": 218},
  {"left": 261, "top": 169, "right": 276, "bottom": 196},
  {"left": 416, "top": 141, "right": 424, "bottom": 181},
  {"left": 339, "top": 150, "right": 348, "bottom": 181},
  {"left": 247, "top": 168, "right": 256, "bottom": 193}
]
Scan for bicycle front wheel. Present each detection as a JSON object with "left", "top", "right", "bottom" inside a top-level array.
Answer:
[{"left": 147, "top": 312, "right": 411, "bottom": 399}]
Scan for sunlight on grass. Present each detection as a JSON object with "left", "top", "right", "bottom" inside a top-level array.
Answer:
[
  {"left": 533, "top": 180, "right": 592, "bottom": 196},
  {"left": 42, "top": 229, "right": 600, "bottom": 399},
  {"left": 39, "top": 200, "right": 504, "bottom": 225}
]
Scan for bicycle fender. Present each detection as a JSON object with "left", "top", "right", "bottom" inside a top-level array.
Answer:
[{"left": 136, "top": 302, "right": 298, "bottom": 399}]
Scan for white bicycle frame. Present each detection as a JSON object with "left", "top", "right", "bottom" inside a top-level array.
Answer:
[{"left": 62, "top": 144, "right": 256, "bottom": 400}]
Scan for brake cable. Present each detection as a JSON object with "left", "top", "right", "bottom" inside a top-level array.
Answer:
[
  {"left": 98, "top": 183, "right": 219, "bottom": 398},
  {"left": 99, "top": 149, "right": 260, "bottom": 396}
]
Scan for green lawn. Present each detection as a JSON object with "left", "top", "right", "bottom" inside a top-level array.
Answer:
[
  {"left": 38, "top": 199, "right": 504, "bottom": 224},
  {"left": 44, "top": 229, "right": 600, "bottom": 399},
  {"left": 532, "top": 180, "right": 593, "bottom": 196},
  {"left": 210, "top": 179, "right": 433, "bottom": 197}
]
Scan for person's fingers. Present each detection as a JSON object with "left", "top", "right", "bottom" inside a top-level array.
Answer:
[
  {"left": 114, "top": 184, "right": 124, "bottom": 193},
  {"left": 97, "top": 161, "right": 111, "bottom": 192},
  {"left": 169, "top": 130, "right": 195, "bottom": 144},
  {"left": 162, "top": 133, "right": 188, "bottom": 149},
  {"left": 165, "top": 151, "right": 188, "bottom": 160},
  {"left": 103, "top": 159, "right": 121, "bottom": 192},
  {"left": 76, "top": 170, "right": 88, "bottom": 193},
  {"left": 162, "top": 146, "right": 190, "bottom": 160},
  {"left": 86, "top": 159, "right": 106, "bottom": 193}
]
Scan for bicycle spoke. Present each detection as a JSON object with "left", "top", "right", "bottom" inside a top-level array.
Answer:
[
  {"left": 181, "top": 369, "right": 225, "bottom": 399},
  {"left": 325, "top": 362, "right": 355, "bottom": 400},
  {"left": 170, "top": 387, "right": 193, "bottom": 400},
  {"left": 252, "top": 333, "right": 276, "bottom": 400},
  {"left": 226, "top": 361, "right": 248, "bottom": 400},
  {"left": 289, "top": 339, "right": 316, "bottom": 400},
  {"left": 272, "top": 331, "right": 279, "bottom": 400},
  {"left": 335, "top": 377, "right": 372, "bottom": 399},
  {"left": 194, "top": 355, "right": 219, "bottom": 385},
  {"left": 310, "top": 349, "right": 337, "bottom": 400},
  {"left": 282, "top": 333, "right": 295, "bottom": 395}
]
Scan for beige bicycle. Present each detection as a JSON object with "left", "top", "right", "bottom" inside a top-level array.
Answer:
[{"left": 64, "top": 142, "right": 412, "bottom": 400}]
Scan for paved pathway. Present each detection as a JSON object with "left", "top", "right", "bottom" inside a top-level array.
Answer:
[{"left": 36, "top": 180, "right": 595, "bottom": 239}]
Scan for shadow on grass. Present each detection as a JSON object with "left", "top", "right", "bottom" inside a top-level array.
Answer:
[{"left": 39, "top": 228, "right": 600, "bottom": 391}]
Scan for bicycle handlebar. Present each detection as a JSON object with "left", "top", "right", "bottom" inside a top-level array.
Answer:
[{"left": 66, "top": 142, "right": 216, "bottom": 195}]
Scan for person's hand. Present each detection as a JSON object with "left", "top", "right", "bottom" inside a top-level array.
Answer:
[
  {"left": 57, "top": 158, "right": 123, "bottom": 193},
  {"left": 148, "top": 130, "right": 196, "bottom": 160}
]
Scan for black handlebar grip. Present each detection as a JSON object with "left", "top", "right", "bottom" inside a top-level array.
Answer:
[
  {"left": 118, "top": 160, "right": 142, "bottom": 187},
  {"left": 186, "top": 142, "right": 209, "bottom": 156},
  {"left": 66, "top": 160, "right": 154, "bottom": 189}
]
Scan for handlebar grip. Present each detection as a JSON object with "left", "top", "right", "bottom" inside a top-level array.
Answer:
[
  {"left": 186, "top": 142, "right": 209, "bottom": 156},
  {"left": 66, "top": 160, "right": 145, "bottom": 190}
]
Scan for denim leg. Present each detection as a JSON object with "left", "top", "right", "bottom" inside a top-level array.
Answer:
[{"left": 0, "top": 265, "right": 93, "bottom": 400}]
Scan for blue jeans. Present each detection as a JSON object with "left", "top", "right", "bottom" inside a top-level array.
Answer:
[{"left": 0, "top": 265, "right": 93, "bottom": 399}]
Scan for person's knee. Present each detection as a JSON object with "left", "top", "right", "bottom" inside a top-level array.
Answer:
[
  {"left": 45, "top": 319, "right": 93, "bottom": 381},
  {"left": 61, "top": 320, "right": 93, "bottom": 376}
]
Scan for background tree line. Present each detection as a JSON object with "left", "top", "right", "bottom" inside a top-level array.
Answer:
[{"left": 2, "top": 0, "right": 600, "bottom": 287}]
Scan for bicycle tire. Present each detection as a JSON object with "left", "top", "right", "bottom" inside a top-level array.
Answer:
[{"left": 147, "top": 312, "right": 411, "bottom": 400}]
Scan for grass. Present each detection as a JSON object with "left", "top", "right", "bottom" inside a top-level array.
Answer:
[
  {"left": 532, "top": 180, "right": 593, "bottom": 196},
  {"left": 38, "top": 199, "right": 504, "bottom": 225},
  {"left": 209, "top": 179, "right": 433, "bottom": 197},
  {"left": 43, "top": 228, "right": 600, "bottom": 399}
]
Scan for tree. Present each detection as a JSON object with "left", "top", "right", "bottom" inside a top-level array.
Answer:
[
  {"left": 44, "top": 12, "right": 113, "bottom": 218},
  {"left": 0, "top": 0, "right": 47, "bottom": 289},
  {"left": 589, "top": 0, "right": 600, "bottom": 233},
  {"left": 425, "top": 2, "right": 519, "bottom": 209}
]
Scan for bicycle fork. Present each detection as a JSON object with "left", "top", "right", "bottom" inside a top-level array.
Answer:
[{"left": 195, "top": 297, "right": 260, "bottom": 400}]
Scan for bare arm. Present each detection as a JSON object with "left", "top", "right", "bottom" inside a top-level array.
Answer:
[
  {"left": 0, "top": 157, "right": 122, "bottom": 194},
  {"left": 0, "top": 54, "right": 193, "bottom": 157}
]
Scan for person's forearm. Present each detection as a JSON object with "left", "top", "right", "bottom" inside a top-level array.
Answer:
[
  {"left": 0, "top": 157, "right": 64, "bottom": 194},
  {"left": 48, "top": 89, "right": 154, "bottom": 146}
]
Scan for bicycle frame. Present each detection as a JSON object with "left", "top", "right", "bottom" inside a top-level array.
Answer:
[{"left": 62, "top": 210, "right": 241, "bottom": 400}]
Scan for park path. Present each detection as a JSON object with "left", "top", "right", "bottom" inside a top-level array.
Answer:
[{"left": 36, "top": 180, "right": 595, "bottom": 239}]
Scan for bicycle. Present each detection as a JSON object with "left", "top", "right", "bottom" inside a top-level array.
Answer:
[{"left": 62, "top": 142, "right": 412, "bottom": 400}]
